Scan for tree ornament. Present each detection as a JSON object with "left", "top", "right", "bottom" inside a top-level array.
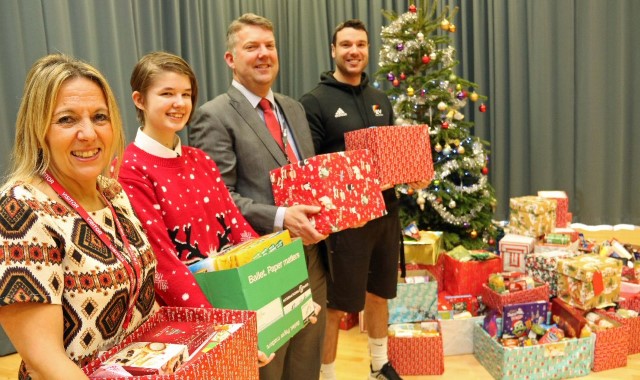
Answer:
[
  {"left": 434, "top": 143, "right": 442, "bottom": 152},
  {"left": 407, "top": 187, "right": 414, "bottom": 195},
  {"left": 449, "top": 199, "right": 456, "bottom": 208},
  {"left": 429, "top": 52, "right": 437, "bottom": 60},
  {"left": 449, "top": 24, "right": 457, "bottom": 32},
  {"left": 440, "top": 19, "right": 450, "bottom": 30},
  {"left": 481, "top": 166, "right": 489, "bottom": 175},
  {"left": 457, "top": 145, "right": 465, "bottom": 154},
  {"left": 396, "top": 43, "right": 404, "bottom": 51},
  {"left": 409, "top": 4, "right": 417, "bottom": 13},
  {"left": 407, "top": 86, "right": 415, "bottom": 97},
  {"left": 479, "top": 103, "right": 487, "bottom": 112},
  {"left": 456, "top": 84, "right": 462, "bottom": 91},
  {"left": 449, "top": 73, "right": 457, "bottom": 81},
  {"left": 399, "top": 72, "right": 406, "bottom": 80},
  {"left": 453, "top": 139, "right": 460, "bottom": 146},
  {"left": 420, "top": 88, "right": 427, "bottom": 96},
  {"left": 392, "top": 78, "right": 400, "bottom": 87},
  {"left": 373, "top": 81, "right": 380, "bottom": 89},
  {"left": 469, "top": 91, "right": 479, "bottom": 102},
  {"left": 387, "top": 72, "right": 395, "bottom": 81},
  {"left": 437, "top": 101, "right": 447, "bottom": 111},
  {"left": 417, "top": 32, "right": 424, "bottom": 41},
  {"left": 436, "top": 197, "right": 442, "bottom": 204},
  {"left": 488, "top": 238, "right": 495, "bottom": 246},
  {"left": 421, "top": 54, "right": 431, "bottom": 64},
  {"left": 442, "top": 145, "right": 452, "bottom": 155},
  {"left": 470, "top": 230, "right": 478, "bottom": 239},
  {"left": 456, "top": 91, "right": 465, "bottom": 100},
  {"left": 441, "top": 121, "right": 449, "bottom": 129},
  {"left": 433, "top": 180, "right": 440, "bottom": 186}
]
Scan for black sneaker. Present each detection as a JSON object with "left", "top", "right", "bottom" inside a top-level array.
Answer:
[{"left": 369, "top": 362, "right": 403, "bottom": 380}]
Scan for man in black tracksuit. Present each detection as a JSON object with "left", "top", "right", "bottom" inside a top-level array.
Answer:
[{"left": 300, "top": 19, "right": 410, "bottom": 380}]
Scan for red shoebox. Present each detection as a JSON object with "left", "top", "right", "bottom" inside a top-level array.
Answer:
[
  {"left": 388, "top": 321, "right": 444, "bottom": 375},
  {"left": 344, "top": 125, "right": 434, "bottom": 187},
  {"left": 339, "top": 312, "right": 359, "bottom": 330},
  {"left": 270, "top": 150, "right": 387, "bottom": 235},
  {"left": 443, "top": 254, "right": 502, "bottom": 297},
  {"left": 590, "top": 310, "right": 628, "bottom": 372},
  {"left": 480, "top": 283, "right": 550, "bottom": 314},
  {"left": 83, "top": 307, "right": 258, "bottom": 379}
]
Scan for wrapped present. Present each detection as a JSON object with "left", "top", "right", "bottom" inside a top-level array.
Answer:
[
  {"left": 97, "top": 342, "right": 189, "bottom": 376},
  {"left": 388, "top": 321, "right": 444, "bottom": 375},
  {"left": 473, "top": 322, "right": 594, "bottom": 380},
  {"left": 481, "top": 283, "right": 550, "bottom": 315},
  {"left": 403, "top": 231, "right": 442, "bottom": 265},
  {"left": 538, "top": 190, "right": 570, "bottom": 228},
  {"left": 388, "top": 269, "right": 438, "bottom": 323},
  {"left": 443, "top": 253, "right": 502, "bottom": 297},
  {"left": 534, "top": 238, "right": 580, "bottom": 253},
  {"left": 556, "top": 254, "right": 623, "bottom": 310},
  {"left": 588, "top": 310, "right": 629, "bottom": 372},
  {"left": 270, "top": 150, "right": 386, "bottom": 235},
  {"left": 440, "top": 316, "right": 484, "bottom": 356},
  {"left": 525, "top": 250, "right": 582, "bottom": 297},
  {"left": 499, "top": 234, "right": 536, "bottom": 272},
  {"left": 508, "top": 196, "right": 556, "bottom": 238},
  {"left": 604, "top": 309, "right": 640, "bottom": 355},
  {"left": 502, "top": 300, "right": 549, "bottom": 337},
  {"left": 83, "top": 307, "right": 258, "bottom": 379},
  {"left": 344, "top": 124, "right": 434, "bottom": 187},
  {"left": 339, "top": 312, "right": 358, "bottom": 331},
  {"left": 195, "top": 239, "right": 314, "bottom": 355}
]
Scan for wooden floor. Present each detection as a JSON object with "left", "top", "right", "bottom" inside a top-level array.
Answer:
[{"left": 0, "top": 226, "right": 637, "bottom": 379}]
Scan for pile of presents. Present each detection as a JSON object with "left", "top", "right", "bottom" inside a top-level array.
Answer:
[{"left": 339, "top": 190, "right": 640, "bottom": 379}]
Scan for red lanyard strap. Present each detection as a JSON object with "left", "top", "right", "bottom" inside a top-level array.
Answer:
[{"left": 42, "top": 172, "right": 141, "bottom": 329}]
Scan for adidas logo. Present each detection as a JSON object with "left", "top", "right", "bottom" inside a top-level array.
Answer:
[{"left": 334, "top": 108, "right": 348, "bottom": 118}]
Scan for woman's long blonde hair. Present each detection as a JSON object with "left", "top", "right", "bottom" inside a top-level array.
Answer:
[{"left": 4, "top": 54, "right": 125, "bottom": 189}]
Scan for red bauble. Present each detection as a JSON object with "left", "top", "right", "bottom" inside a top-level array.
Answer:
[
  {"left": 489, "top": 238, "right": 496, "bottom": 246},
  {"left": 422, "top": 55, "right": 431, "bottom": 64},
  {"left": 479, "top": 103, "right": 487, "bottom": 112},
  {"left": 400, "top": 72, "right": 406, "bottom": 80},
  {"left": 441, "top": 121, "right": 449, "bottom": 129},
  {"left": 409, "top": 4, "right": 417, "bottom": 13},
  {"left": 481, "top": 166, "right": 489, "bottom": 175},
  {"left": 392, "top": 78, "right": 400, "bottom": 87}
]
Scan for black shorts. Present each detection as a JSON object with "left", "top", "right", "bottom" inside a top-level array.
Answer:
[{"left": 325, "top": 207, "right": 401, "bottom": 313}]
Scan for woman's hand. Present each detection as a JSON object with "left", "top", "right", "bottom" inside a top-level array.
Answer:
[{"left": 258, "top": 350, "right": 275, "bottom": 367}]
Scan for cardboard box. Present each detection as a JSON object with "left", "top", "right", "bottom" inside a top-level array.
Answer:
[
  {"left": 556, "top": 254, "right": 623, "bottom": 310},
  {"left": 388, "top": 321, "right": 444, "bottom": 375},
  {"left": 270, "top": 150, "right": 387, "bottom": 234},
  {"left": 499, "top": 233, "right": 536, "bottom": 272},
  {"left": 403, "top": 231, "right": 442, "bottom": 265},
  {"left": 589, "top": 311, "right": 628, "bottom": 372},
  {"left": 443, "top": 254, "right": 502, "bottom": 297},
  {"left": 195, "top": 238, "right": 315, "bottom": 355},
  {"left": 481, "top": 283, "right": 550, "bottom": 314},
  {"left": 83, "top": 307, "right": 258, "bottom": 379},
  {"left": 538, "top": 190, "right": 570, "bottom": 228},
  {"left": 339, "top": 312, "right": 358, "bottom": 331},
  {"left": 473, "top": 322, "right": 594, "bottom": 380},
  {"left": 344, "top": 124, "right": 434, "bottom": 187},
  {"left": 525, "top": 250, "right": 582, "bottom": 297},
  {"left": 388, "top": 269, "right": 438, "bottom": 323},
  {"left": 440, "top": 316, "right": 484, "bottom": 356},
  {"left": 508, "top": 196, "right": 557, "bottom": 237}
]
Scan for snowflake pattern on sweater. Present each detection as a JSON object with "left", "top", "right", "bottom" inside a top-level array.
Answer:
[{"left": 118, "top": 144, "right": 257, "bottom": 308}]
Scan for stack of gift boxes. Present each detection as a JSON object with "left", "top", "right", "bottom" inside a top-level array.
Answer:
[{"left": 378, "top": 191, "right": 640, "bottom": 379}]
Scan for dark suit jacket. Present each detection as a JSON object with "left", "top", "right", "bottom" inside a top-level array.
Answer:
[{"left": 188, "top": 85, "right": 316, "bottom": 235}]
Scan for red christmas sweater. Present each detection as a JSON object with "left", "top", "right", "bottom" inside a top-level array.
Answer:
[{"left": 118, "top": 144, "right": 257, "bottom": 308}]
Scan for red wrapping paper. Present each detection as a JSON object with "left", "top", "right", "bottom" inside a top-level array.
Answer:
[
  {"left": 388, "top": 321, "right": 444, "bottom": 375},
  {"left": 443, "top": 254, "right": 502, "bottom": 297},
  {"left": 344, "top": 125, "right": 434, "bottom": 187},
  {"left": 270, "top": 150, "right": 387, "bottom": 234},
  {"left": 83, "top": 307, "right": 258, "bottom": 379}
]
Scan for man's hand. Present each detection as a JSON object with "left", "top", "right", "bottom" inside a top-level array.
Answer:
[
  {"left": 308, "top": 301, "right": 322, "bottom": 324},
  {"left": 283, "top": 205, "right": 327, "bottom": 245},
  {"left": 407, "top": 180, "right": 431, "bottom": 190},
  {"left": 258, "top": 351, "right": 275, "bottom": 367}
]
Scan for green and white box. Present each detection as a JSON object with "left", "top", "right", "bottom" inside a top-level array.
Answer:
[{"left": 195, "top": 238, "right": 314, "bottom": 355}]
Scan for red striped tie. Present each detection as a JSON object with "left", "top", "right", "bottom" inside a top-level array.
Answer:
[{"left": 259, "top": 98, "right": 297, "bottom": 162}]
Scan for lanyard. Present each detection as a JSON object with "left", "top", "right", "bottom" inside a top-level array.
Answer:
[{"left": 42, "top": 172, "right": 141, "bottom": 329}]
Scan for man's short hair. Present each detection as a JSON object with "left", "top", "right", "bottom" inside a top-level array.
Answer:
[{"left": 332, "top": 19, "right": 368, "bottom": 46}]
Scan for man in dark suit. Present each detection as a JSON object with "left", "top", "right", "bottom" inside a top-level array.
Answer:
[{"left": 188, "top": 13, "right": 327, "bottom": 380}]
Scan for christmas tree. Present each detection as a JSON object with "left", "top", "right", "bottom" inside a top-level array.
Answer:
[{"left": 377, "top": 0, "right": 499, "bottom": 250}]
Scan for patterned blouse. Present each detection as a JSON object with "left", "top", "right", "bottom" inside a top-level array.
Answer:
[{"left": 0, "top": 178, "right": 157, "bottom": 378}]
